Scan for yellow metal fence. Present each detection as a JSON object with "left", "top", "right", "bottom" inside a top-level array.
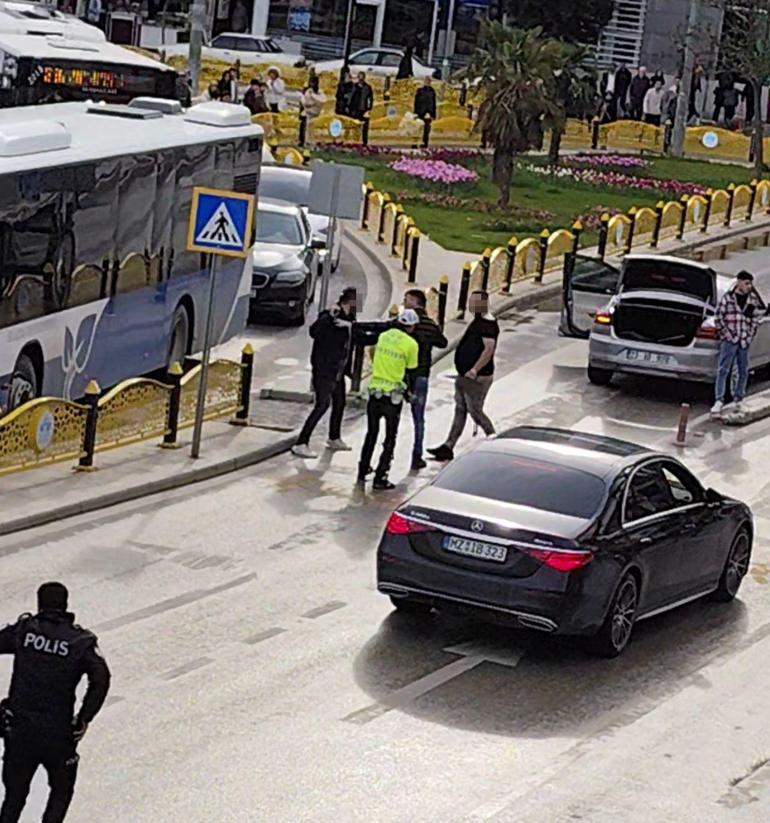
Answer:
[{"left": 0, "top": 354, "right": 250, "bottom": 478}]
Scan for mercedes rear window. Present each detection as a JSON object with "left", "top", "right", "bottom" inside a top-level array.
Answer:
[
  {"left": 433, "top": 451, "right": 606, "bottom": 519},
  {"left": 621, "top": 259, "right": 714, "bottom": 301}
]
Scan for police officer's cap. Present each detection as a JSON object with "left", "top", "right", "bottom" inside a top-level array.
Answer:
[{"left": 37, "top": 582, "right": 68, "bottom": 612}]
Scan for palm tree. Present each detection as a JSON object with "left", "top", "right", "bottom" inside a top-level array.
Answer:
[
  {"left": 465, "top": 22, "right": 562, "bottom": 209},
  {"left": 548, "top": 44, "right": 597, "bottom": 167}
]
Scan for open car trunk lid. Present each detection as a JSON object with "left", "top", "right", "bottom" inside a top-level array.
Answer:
[{"left": 613, "top": 291, "right": 708, "bottom": 347}]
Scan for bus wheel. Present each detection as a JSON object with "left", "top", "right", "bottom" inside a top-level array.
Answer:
[
  {"left": 9, "top": 354, "right": 39, "bottom": 411},
  {"left": 168, "top": 305, "right": 190, "bottom": 370},
  {"left": 53, "top": 232, "right": 75, "bottom": 310}
]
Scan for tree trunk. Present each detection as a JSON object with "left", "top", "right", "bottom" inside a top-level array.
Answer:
[
  {"left": 752, "top": 76, "right": 764, "bottom": 178},
  {"left": 548, "top": 128, "right": 563, "bottom": 167},
  {"left": 492, "top": 147, "right": 513, "bottom": 210}
]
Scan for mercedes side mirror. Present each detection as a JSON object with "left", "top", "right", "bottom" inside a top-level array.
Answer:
[
  {"left": 705, "top": 487, "right": 722, "bottom": 506},
  {"left": 310, "top": 238, "right": 327, "bottom": 250}
]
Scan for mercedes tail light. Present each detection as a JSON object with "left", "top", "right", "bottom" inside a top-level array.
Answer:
[
  {"left": 521, "top": 547, "right": 594, "bottom": 572},
  {"left": 385, "top": 512, "right": 435, "bottom": 535}
]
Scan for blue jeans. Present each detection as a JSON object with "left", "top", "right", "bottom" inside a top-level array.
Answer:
[
  {"left": 715, "top": 341, "right": 749, "bottom": 402},
  {"left": 410, "top": 376, "right": 429, "bottom": 460}
]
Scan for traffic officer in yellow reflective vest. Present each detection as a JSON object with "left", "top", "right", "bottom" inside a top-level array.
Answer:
[{"left": 358, "top": 309, "right": 419, "bottom": 490}]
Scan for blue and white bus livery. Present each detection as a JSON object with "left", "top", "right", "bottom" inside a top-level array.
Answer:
[{"left": 0, "top": 99, "right": 263, "bottom": 413}]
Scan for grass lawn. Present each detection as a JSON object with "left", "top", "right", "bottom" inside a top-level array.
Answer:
[{"left": 315, "top": 149, "right": 755, "bottom": 253}]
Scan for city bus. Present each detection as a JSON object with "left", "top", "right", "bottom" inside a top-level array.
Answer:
[
  {"left": 0, "top": 99, "right": 263, "bottom": 412},
  {"left": 0, "top": 2, "right": 177, "bottom": 107}
]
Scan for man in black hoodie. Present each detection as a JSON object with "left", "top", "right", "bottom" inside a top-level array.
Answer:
[
  {"left": 0, "top": 582, "right": 110, "bottom": 823},
  {"left": 292, "top": 288, "right": 392, "bottom": 459}
]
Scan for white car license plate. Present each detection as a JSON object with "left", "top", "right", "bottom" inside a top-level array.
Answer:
[
  {"left": 443, "top": 535, "right": 508, "bottom": 563},
  {"left": 625, "top": 349, "right": 670, "bottom": 365}
]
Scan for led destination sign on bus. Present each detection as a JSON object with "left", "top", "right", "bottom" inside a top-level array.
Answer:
[{"left": 40, "top": 65, "right": 126, "bottom": 90}]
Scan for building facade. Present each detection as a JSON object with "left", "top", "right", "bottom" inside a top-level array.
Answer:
[{"left": 596, "top": 0, "right": 725, "bottom": 74}]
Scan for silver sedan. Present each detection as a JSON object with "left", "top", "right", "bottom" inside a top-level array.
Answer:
[{"left": 561, "top": 253, "right": 770, "bottom": 386}]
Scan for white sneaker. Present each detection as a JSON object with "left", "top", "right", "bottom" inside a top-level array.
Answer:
[
  {"left": 326, "top": 438, "right": 352, "bottom": 451},
  {"left": 291, "top": 444, "right": 317, "bottom": 459},
  {"left": 710, "top": 401, "right": 724, "bottom": 416}
]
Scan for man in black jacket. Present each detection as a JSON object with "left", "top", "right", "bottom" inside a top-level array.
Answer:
[
  {"left": 403, "top": 289, "right": 447, "bottom": 469},
  {"left": 0, "top": 582, "right": 110, "bottom": 823},
  {"left": 347, "top": 73, "right": 374, "bottom": 121},
  {"left": 292, "top": 288, "right": 392, "bottom": 459},
  {"left": 413, "top": 77, "right": 437, "bottom": 122}
]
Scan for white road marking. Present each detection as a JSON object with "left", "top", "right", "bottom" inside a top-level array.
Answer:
[
  {"left": 274, "top": 357, "right": 300, "bottom": 366},
  {"left": 343, "top": 640, "right": 526, "bottom": 725}
]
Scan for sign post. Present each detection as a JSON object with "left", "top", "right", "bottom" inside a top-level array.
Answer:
[
  {"left": 307, "top": 161, "right": 364, "bottom": 311},
  {"left": 186, "top": 186, "right": 255, "bottom": 459}
]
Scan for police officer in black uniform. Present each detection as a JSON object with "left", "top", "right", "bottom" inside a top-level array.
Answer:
[{"left": 0, "top": 582, "right": 110, "bottom": 823}]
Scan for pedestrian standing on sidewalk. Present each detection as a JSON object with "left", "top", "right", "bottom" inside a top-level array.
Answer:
[
  {"left": 403, "top": 289, "right": 447, "bottom": 470},
  {"left": 711, "top": 271, "right": 766, "bottom": 417},
  {"left": 357, "top": 310, "right": 420, "bottom": 491},
  {"left": 0, "top": 582, "right": 110, "bottom": 823},
  {"left": 428, "top": 291, "right": 499, "bottom": 462},
  {"left": 643, "top": 79, "right": 665, "bottom": 126}
]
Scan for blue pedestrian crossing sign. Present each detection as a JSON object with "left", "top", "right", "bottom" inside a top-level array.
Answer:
[{"left": 187, "top": 187, "right": 255, "bottom": 258}]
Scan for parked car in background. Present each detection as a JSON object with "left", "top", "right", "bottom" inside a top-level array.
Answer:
[
  {"left": 560, "top": 253, "right": 770, "bottom": 387},
  {"left": 258, "top": 165, "right": 342, "bottom": 273},
  {"left": 250, "top": 199, "right": 324, "bottom": 325},
  {"left": 311, "top": 48, "right": 438, "bottom": 79},
  {"left": 163, "top": 33, "right": 304, "bottom": 67},
  {"left": 377, "top": 427, "right": 753, "bottom": 657}
]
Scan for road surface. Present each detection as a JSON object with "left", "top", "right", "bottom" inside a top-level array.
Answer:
[{"left": 1, "top": 249, "right": 769, "bottom": 822}]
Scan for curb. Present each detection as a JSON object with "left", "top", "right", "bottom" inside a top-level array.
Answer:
[
  {"left": 0, "top": 432, "right": 298, "bottom": 538},
  {"left": 722, "top": 391, "right": 770, "bottom": 427},
  {"left": 343, "top": 224, "right": 402, "bottom": 312}
]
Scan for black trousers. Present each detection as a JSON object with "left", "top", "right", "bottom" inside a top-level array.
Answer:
[
  {"left": 296, "top": 374, "right": 346, "bottom": 445},
  {"left": 358, "top": 395, "right": 402, "bottom": 480},
  {"left": 1, "top": 731, "right": 79, "bottom": 823}
]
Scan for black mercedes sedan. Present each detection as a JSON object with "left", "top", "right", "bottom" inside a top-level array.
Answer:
[{"left": 376, "top": 427, "right": 753, "bottom": 657}]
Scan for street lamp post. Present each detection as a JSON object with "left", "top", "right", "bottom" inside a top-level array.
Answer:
[
  {"left": 671, "top": 0, "right": 702, "bottom": 157},
  {"left": 341, "top": 0, "right": 356, "bottom": 82},
  {"left": 188, "top": 0, "right": 207, "bottom": 96},
  {"left": 442, "top": 0, "right": 457, "bottom": 80}
]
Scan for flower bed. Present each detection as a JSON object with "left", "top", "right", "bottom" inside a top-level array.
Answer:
[
  {"left": 389, "top": 157, "right": 479, "bottom": 185},
  {"left": 575, "top": 206, "right": 623, "bottom": 230},
  {"left": 523, "top": 163, "right": 707, "bottom": 198},
  {"left": 568, "top": 154, "right": 650, "bottom": 169}
]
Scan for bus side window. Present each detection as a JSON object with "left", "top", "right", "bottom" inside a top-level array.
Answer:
[
  {"left": 171, "top": 143, "right": 216, "bottom": 279},
  {"left": 154, "top": 151, "right": 175, "bottom": 283},
  {"left": 232, "top": 137, "right": 259, "bottom": 245},
  {"left": 71, "top": 158, "right": 118, "bottom": 303},
  {"left": 115, "top": 153, "right": 156, "bottom": 295}
]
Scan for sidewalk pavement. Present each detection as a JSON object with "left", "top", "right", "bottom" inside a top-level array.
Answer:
[{"left": 3, "top": 212, "right": 769, "bottom": 538}]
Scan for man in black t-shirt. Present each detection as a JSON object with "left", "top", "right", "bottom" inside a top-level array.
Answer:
[{"left": 428, "top": 290, "right": 499, "bottom": 462}]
